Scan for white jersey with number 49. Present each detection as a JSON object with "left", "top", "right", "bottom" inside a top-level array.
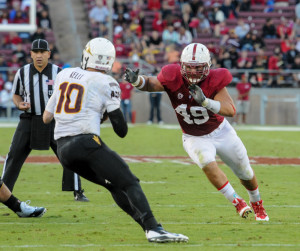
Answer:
[{"left": 45, "top": 67, "right": 121, "bottom": 140}]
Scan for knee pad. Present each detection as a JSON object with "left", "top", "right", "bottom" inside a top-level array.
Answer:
[{"left": 235, "top": 164, "right": 254, "bottom": 180}]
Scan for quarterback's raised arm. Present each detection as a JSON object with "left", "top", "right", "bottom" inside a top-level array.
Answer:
[{"left": 124, "top": 68, "right": 164, "bottom": 92}]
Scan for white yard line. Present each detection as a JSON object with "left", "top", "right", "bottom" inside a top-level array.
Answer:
[{"left": 0, "top": 243, "right": 299, "bottom": 248}]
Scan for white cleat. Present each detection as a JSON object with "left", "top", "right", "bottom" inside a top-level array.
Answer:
[
  {"left": 146, "top": 225, "right": 189, "bottom": 243},
  {"left": 16, "top": 201, "right": 46, "bottom": 218}
]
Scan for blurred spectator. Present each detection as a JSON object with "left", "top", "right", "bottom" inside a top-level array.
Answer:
[
  {"left": 115, "top": 38, "right": 128, "bottom": 57},
  {"left": 140, "top": 35, "right": 156, "bottom": 64},
  {"left": 0, "top": 56, "right": 8, "bottom": 81},
  {"left": 119, "top": 80, "right": 134, "bottom": 123},
  {"left": 7, "top": 55, "right": 21, "bottom": 74},
  {"left": 51, "top": 53, "right": 64, "bottom": 68},
  {"left": 38, "top": 9, "right": 52, "bottom": 30},
  {"left": 292, "top": 18, "right": 300, "bottom": 38},
  {"left": 237, "top": 50, "right": 252, "bottom": 69},
  {"left": 234, "top": 18, "right": 250, "bottom": 40},
  {"left": 162, "top": 25, "right": 179, "bottom": 45},
  {"left": 3, "top": 32, "right": 22, "bottom": 50},
  {"left": 280, "top": 35, "right": 292, "bottom": 59},
  {"left": 0, "top": 73, "right": 4, "bottom": 91},
  {"left": 250, "top": 49, "right": 268, "bottom": 86},
  {"left": 239, "top": 0, "right": 251, "bottom": 11},
  {"left": 189, "top": 0, "right": 203, "bottom": 17},
  {"left": 89, "top": 0, "right": 109, "bottom": 24},
  {"left": 262, "top": 18, "right": 277, "bottom": 39},
  {"left": 181, "top": 3, "right": 192, "bottom": 30},
  {"left": 234, "top": 74, "right": 251, "bottom": 125},
  {"left": 251, "top": 31, "right": 265, "bottom": 51},
  {"left": 291, "top": 54, "right": 300, "bottom": 87},
  {"left": 240, "top": 32, "right": 254, "bottom": 51},
  {"left": 113, "top": 0, "right": 130, "bottom": 24},
  {"left": 286, "top": 42, "right": 298, "bottom": 67},
  {"left": 208, "top": 3, "right": 225, "bottom": 25},
  {"left": 164, "top": 44, "right": 180, "bottom": 64},
  {"left": 149, "top": 30, "right": 164, "bottom": 52},
  {"left": 214, "top": 20, "right": 230, "bottom": 38},
  {"left": 0, "top": 81, "right": 15, "bottom": 117},
  {"left": 148, "top": 0, "right": 161, "bottom": 10},
  {"left": 152, "top": 12, "right": 166, "bottom": 32},
  {"left": 220, "top": 29, "right": 240, "bottom": 49},
  {"left": 12, "top": 44, "right": 27, "bottom": 65},
  {"left": 220, "top": 0, "right": 238, "bottom": 19},
  {"left": 198, "top": 14, "right": 211, "bottom": 34},
  {"left": 31, "top": 26, "right": 46, "bottom": 41},
  {"left": 48, "top": 42, "right": 59, "bottom": 60},
  {"left": 267, "top": 47, "right": 284, "bottom": 87},
  {"left": 0, "top": 11, "right": 9, "bottom": 24},
  {"left": 277, "top": 17, "right": 293, "bottom": 40},
  {"left": 12, "top": 10, "right": 28, "bottom": 24},
  {"left": 220, "top": 49, "right": 235, "bottom": 69},
  {"left": 178, "top": 26, "right": 193, "bottom": 46},
  {"left": 161, "top": 0, "right": 176, "bottom": 20}
]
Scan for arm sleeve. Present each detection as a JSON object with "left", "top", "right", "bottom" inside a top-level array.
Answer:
[{"left": 108, "top": 108, "right": 128, "bottom": 138}]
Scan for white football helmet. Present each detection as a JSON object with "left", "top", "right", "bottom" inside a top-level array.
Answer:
[
  {"left": 180, "top": 43, "right": 212, "bottom": 84},
  {"left": 81, "top": 37, "right": 115, "bottom": 71}
]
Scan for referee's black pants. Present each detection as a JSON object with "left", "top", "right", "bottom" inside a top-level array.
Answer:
[{"left": 2, "top": 116, "right": 82, "bottom": 192}]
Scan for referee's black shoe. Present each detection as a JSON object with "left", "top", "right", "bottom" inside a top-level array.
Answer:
[{"left": 74, "top": 189, "right": 89, "bottom": 202}]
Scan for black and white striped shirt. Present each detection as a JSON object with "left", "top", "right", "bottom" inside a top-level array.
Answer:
[{"left": 12, "top": 63, "right": 61, "bottom": 115}]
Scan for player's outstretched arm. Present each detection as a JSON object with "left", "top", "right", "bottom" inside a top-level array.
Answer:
[
  {"left": 124, "top": 68, "right": 164, "bottom": 92},
  {"left": 214, "top": 87, "right": 236, "bottom": 117}
]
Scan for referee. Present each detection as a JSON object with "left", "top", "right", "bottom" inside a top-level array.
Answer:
[{"left": 1, "top": 39, "right": 89, "bottom": 202}]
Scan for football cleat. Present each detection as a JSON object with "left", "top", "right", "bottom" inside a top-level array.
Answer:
[
  {"left": 16, "top": 201, "right": 46, "bottom": 218},
  {"left": 250, "top": 200, "right": 269, "bottom": 221},
  {"left": 146, "top": 224, "right": 189, "bottom": 243},
  {"left": 74, "top": 189, "right": 89, "bottom": 202},
  {"left": 233, "top": 198, "right": 252, "bottom": 218}
]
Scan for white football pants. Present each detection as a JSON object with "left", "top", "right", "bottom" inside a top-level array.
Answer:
[{"left": 182, "top": 119, "right": 254, "bottom": 180}]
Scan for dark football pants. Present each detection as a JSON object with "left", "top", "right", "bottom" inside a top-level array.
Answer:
[
  {"left": 2, "top": 117, "right": 82, "bottom": 192},
  {"left": 57, "top": 134, "right": 158, "bottom": 231}
]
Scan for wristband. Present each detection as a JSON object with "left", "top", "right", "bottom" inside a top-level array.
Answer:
[
  {"left": 137, "top": 76, "right": 146, "bottom": 89},
  {"left": 202, "top": 98, "right": 221, "bottom": 114},
  {"left": 132, "top": 75, "right": 141, "bottom": 87}
]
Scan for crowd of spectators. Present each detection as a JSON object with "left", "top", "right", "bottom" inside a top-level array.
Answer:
[
  {"left": 0, "top": 0, "right": 63, "bottom": 116},
  {"left": 86, "top": 0, "right": 300, "bottom": 88}
]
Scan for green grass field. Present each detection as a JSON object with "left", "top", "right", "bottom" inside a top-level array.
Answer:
[{"left": 0, "top": 124, "right": 300, "bottom": 250}]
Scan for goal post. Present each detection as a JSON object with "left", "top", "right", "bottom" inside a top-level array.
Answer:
[{"left": 0, "top": 0, "right": 36, "bottom": 32}]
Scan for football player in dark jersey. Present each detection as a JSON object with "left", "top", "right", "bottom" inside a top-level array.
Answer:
[{"left": 125, "top": 43, "right": 269, "bottom": 221}]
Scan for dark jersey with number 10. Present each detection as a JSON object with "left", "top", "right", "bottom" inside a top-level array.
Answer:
[{"left": 157, "top": 64, "right": 232, "bottom": 136}]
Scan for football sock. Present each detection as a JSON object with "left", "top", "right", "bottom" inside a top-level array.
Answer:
[
  {"left": 3, "top": 195, "right": 21, "bottom": 213},
  {"left": 218, "top": 181, "right": 240, "bottom": 203},
  {"left": 247, "top": 186, "right": 261, "bottom": 203}
]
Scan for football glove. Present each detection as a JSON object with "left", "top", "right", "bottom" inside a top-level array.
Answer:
[
  {"left": 188, "top": 84, "right": 207, "bottom": 106},
  {"left": 124, "top": 68, "right": 139, "bottom": 85}
]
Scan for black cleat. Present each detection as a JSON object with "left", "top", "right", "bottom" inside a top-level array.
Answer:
[{"left": 74, "top": 190, "right": 89, "bottom": 202}]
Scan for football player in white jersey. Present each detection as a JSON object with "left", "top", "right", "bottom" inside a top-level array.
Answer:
[{"left": 43, "top": 37, "right": 188, "bottom": 243}]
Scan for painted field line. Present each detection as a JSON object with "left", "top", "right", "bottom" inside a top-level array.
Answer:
[
  {"left": 0, "top": 243, "right": 299, "bottom": 248},
  {"left": 0, "top": 221, "right": 299, "bottom": 225}
]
